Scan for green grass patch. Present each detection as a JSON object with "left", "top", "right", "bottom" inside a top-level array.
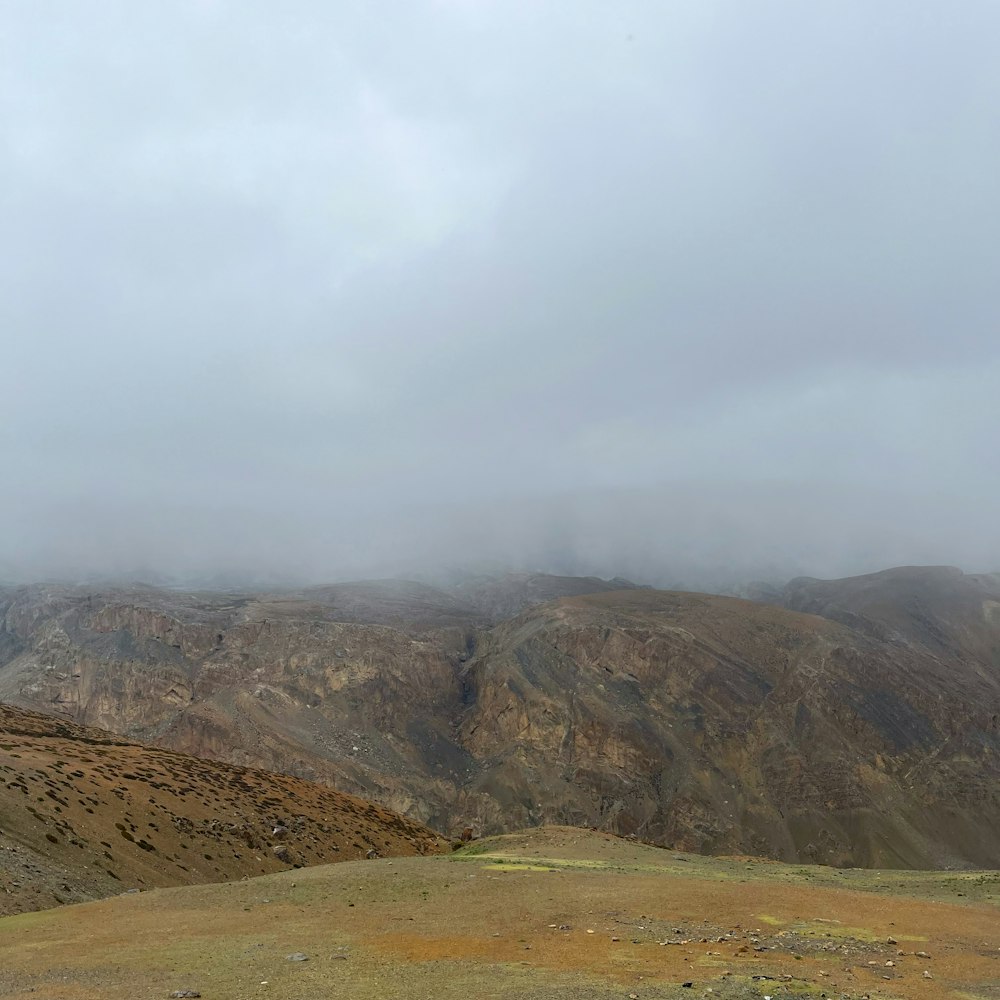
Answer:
[{"left": 481, "top": 863, "right": 560, "bottom": 872}]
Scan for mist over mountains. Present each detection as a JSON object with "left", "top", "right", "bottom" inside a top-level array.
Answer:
[
  {"left": 4, "top": 482, "right": 998, "bottom": 593},
  {"left": 3, "top": 2, "right": 999, "bottom": 590}
]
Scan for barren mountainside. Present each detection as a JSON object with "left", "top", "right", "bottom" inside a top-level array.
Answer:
[{"left": 1, "top": 567, "right": 999, "bottom": 869}]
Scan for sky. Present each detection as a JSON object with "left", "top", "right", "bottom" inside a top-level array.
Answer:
[{"left": 2, "top": 1, "right": 999, "bottom": 588}]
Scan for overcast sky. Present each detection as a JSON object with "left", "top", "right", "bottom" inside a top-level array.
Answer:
[{"left": 2, "top": 1, "right": 998, "bottom": 587}]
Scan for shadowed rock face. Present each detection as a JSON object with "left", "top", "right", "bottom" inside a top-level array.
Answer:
[
  {"left": 2, "top": 568, "right": 1000, "bottom": 869},
  {"left": 0, "top": 702, "right": 443, "bottom": 916}
]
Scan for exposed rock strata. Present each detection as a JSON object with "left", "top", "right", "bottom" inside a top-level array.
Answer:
[{"left": 2, "top": 569, "right": 999, "bottom": 868}]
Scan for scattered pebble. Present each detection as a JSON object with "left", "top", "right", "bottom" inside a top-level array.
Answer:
[{"left": 286, "top": 952, "right": 309, "bottom": 962}]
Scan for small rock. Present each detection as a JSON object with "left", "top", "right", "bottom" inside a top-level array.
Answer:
[
  {"left": 169, "top": 993, "right": 201, "bottom": 999},
  {"left": 887, "top": 936, "right": 897, "bottom": 945},
  {"left": 286, "top": 952, "right": 309, "bottom": 962},
  {"left": 923, "top": 971, "right": 933, "bottom": 979},
  {"left": 915, "top": 950, "right": 931, "bottom": 959},
  {"left": 885, "top": 960, "right": 895, "bottom": 967},
  {"left": 682, "top": 983, "right": 693, "bottom": 989}
]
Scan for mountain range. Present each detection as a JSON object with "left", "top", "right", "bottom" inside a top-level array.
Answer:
[{"left": 2, "top": 566, "right": 999, "bottom": 869}]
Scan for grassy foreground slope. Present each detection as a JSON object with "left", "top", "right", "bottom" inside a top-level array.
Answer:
[{"left": 1, "top": 827, "right": 997, "bottom": 1000}]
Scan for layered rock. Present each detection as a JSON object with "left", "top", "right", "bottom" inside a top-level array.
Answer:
[{"left": 2, "top": 568, "right": 1000, "bottom": 868}]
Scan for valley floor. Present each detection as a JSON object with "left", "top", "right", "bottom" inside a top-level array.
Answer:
[{"left": 1, "top": 827, "right": 998, "bottom": 1000}]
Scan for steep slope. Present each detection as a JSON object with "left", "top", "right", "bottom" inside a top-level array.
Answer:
[
  {"left": 0, "top": 703, "right": 442, "bottom": 916},
  {"left": 777, "top": 565, "right": 1000, "bottom": 661},
  {"left": 0, "top": 581, "right": 477, "bottom": 828},
  {"left": 0, "top": 577, "right": 635, "bottom": 833},
  {"left": 456, "top": 588, "right": 1000, "bottom": 867}
]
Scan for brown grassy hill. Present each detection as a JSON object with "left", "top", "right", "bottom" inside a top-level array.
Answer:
[{"left": 0, "top": 703, "right": 442, "bottom": 916}]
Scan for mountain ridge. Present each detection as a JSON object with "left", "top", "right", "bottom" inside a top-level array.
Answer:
[{"left": 2, "top": 566, "right": 999, "bottom": 868}]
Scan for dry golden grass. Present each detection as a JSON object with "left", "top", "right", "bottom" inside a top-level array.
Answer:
[{"left": 1, "top": 827, "right": 997, "bottom": 1000}]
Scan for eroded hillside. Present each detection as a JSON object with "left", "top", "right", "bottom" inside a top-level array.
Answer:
[
  {"left": 2, "top": 568, "right": 999, "bottom": 868},
  {"left": 458, "top": 587, "right": 1000, "bottom": 866}
]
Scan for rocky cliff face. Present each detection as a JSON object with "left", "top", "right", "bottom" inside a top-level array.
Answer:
[
  {"left": 458, "top": 587, "right": 1000, "bottom": 867},
  {"left": 2, "top": 568, "right": 999, "bottom": 868},
  {"left": 0, "top": 583, "right": 474, "bottom": 829}
]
